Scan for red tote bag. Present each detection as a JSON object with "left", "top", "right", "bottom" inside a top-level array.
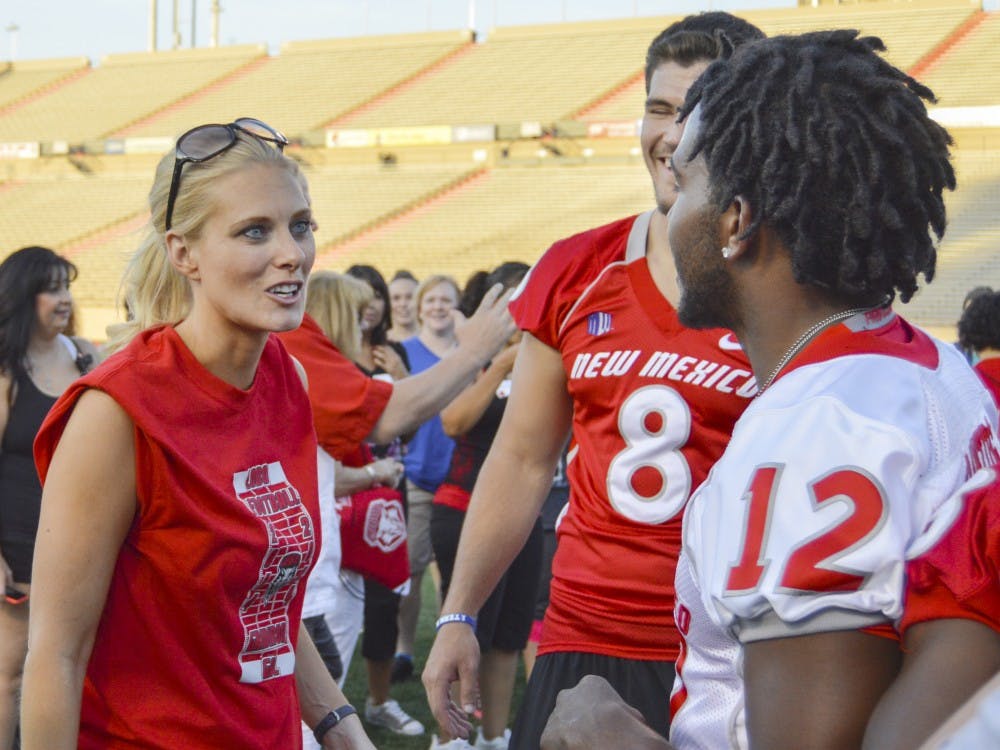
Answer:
[{"left": 338, "top": 484, "right": 411, "bottom": 591}]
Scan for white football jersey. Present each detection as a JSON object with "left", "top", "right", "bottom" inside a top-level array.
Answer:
[{"left": 670, "top": 309, "right": 999, "bottom": 749}]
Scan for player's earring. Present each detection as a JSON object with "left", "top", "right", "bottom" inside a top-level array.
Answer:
[{"left": 721, "top": 246, "right": 734, "bottom": 259}]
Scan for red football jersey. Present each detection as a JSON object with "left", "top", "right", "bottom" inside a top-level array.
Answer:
[
  {"left": 902, "top": 468, "right": 1000, "bottom": 635},
  {"left": 509, "top": 212, "right": 753, "bottom": 660},
  {"left": 277, "top": 314, "right": 393, "bottom": 462},
  {"left": 35, "top": 327, "right": 319, "bottom": 749},
  {"left": 975, "top": 359, "right": 1000, "bottom": 410}
]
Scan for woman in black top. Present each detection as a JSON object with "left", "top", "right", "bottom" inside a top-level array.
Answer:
[
  {"left": 0, "top": 246, "right": 98, "bottom": 749},
  {"left": 347, "top": 265, "right": 409, "bottom": 383},
  {"left": 345, "top": 264, "right": 428, "bottom": 738}
]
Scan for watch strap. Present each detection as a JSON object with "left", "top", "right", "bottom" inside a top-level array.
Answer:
[{"left": 313, "top": 704, "right": 357, "bottom": 744}]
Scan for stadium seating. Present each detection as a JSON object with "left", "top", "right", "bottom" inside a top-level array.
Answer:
[
  {"left": 904, "top": 146, "right": 1000, "bottom": 327},
  {"left": 920, "top": 12, "right": 1000, "bottom": 107},
  {"left": 0, "top": 172, "right": 148, "bottom": 252},
  {"left": 119, "top": 31, "right": 474, "bottom": 140},
  {"left": 305, "top": 161, "right": 484, "bottom": 245},
  {"left": 314, "top": 161, "right": 652, "bottom": 276},
  {"left": 581, "top": 0, "right": 977, "bottom": 124},
  {"left": 0, "top": 45, "right": 265, "bottom": 142},
  {"left": 0, "top": 0, "right": 994, "bottom": 340},
  {"left": 0, "top": 56, "right": 89, "bottom": 112},
  {"left": 334, "top": 17, "right": 680, "bottom": 129}
]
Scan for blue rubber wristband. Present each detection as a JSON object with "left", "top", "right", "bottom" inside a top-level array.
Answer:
[{"left": 435, "top": 612, "right": 477, "bottom": 632}]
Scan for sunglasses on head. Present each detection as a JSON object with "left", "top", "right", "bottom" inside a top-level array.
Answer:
[{"left": 164, "top": 117, "right": 289, "bottom": 231}]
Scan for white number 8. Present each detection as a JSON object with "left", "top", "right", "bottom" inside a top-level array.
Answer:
[{"left": 607, "top": 385, "right": 692, "bottom": 525}]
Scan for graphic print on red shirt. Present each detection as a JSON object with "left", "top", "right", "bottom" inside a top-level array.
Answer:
[
  {"left": 33, "top": 327, "right": 319, "bottom": 749},
  {"left": 509, "top": 211, "right": 753, "bottom": 660},
  {"left": 234, "top": 460, "right": 316, "bottom": 683}
]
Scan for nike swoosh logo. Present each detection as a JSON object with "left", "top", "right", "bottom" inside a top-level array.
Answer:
[{"left": 719, "top": 333, "right": 743, "bottom": 351}]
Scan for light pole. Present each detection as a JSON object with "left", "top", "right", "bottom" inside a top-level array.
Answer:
[
  {"left": 5, "top": 23, "right": 18, "bottom": 62},
  {"left": 148, "top": 0, "right": 157, "bottom": 51},
  {"left": 172, "top": 0, "right": 182, "bottom": 48},
  {"left": 210, "top": 0, "right": 220, "bottom": 48}
]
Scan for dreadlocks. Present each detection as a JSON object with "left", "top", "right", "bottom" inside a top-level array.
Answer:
[{"left": 680, "top": 30, "right": 955, "bottom": 304}]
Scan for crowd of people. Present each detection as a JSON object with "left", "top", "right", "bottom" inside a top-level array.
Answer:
[{"left": 0, "top": 11, "right": 998, "bottom": 750}]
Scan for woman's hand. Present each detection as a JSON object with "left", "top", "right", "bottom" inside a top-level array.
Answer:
[
  {"left": 368, "top": 458, "right": 404, "bottom": 489},
  {"left": 492, "top": 341, "right": 520, "bottom": 377},
  {"left": 372, "top": 345, "right": 409, "bottom": 381}
]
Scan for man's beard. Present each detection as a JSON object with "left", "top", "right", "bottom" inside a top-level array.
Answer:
[{"left": 675, "top": 213, "right": 737, "bottom": 331}]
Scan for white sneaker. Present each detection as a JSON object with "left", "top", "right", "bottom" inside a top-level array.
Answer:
[
  {"left": 429, "top": 734, "right": 474, "bottom": 749},
  {"left": 474, "top": 728, "right": 511, "bottom": 750},
  {"left": 364, "top": 697, "right": 425, "bottom": 736}
]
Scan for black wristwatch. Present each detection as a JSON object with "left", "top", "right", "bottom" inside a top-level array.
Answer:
[{"left": 313, "top": 704, "right": 357, "bottom": 744}]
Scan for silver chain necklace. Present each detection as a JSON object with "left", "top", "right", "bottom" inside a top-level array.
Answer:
[{"left": 755, "top": 303, "right": 883, "bottom": 397}]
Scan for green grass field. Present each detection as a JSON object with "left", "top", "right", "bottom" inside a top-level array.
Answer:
[{"left": 341, "top": 575, "right": 528, "bottom": 749}]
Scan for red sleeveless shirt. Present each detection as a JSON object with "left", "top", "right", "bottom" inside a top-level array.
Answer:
[{"left": 34, "top": 326, "right": 319, "bottom": 749}]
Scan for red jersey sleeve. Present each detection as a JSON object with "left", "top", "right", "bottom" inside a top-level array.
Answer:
[
  {"left": 975, "top": 359, "right": 1000, "bottom": 409},
  {"left": 276, "top": 316, "right": 392, "bottom": 461},
  {"left": 901, "top": 471, "right": 1000, "bottom": 636},
  {"left": 509, "top": 215, "right": 637, "bottom": 348}
]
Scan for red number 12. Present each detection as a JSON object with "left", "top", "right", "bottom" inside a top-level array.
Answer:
[{"left": 725, "top": 466, "right": 887, "bottom": 594}]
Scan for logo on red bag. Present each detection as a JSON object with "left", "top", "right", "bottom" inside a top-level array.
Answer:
[{"left": 363, "top": 499, "right": 407, "bottom": 553}]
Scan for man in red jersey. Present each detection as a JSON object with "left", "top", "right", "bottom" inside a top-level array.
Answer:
[
  {"left": 537, "top": 29, "right": 999, "bottom": 750},
  {"left": 422, "top": 13, "right": 764, "bottom": 749},
  {"left": 863, "top": 467, "right": 1000, "bottom": 749},
  {"left": 277, "top": 284, "right": 515, "bottom": 465}
]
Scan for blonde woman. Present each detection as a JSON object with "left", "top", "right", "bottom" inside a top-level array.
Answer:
[
  {"left": 306, "top": 272, "right": 372, "bottom": 363},
  {"left": 298, "top": 270, "right": 408, "bottom": 747},
  {"left": 21, "top": 119, "right": 374, "bottom": 750}
]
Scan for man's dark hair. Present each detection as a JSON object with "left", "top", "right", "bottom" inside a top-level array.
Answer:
[
  {"left": 959, "top": 290, "right": 1000, "bottom": 352},
  {"left": 392, "top": 269, "right": 418, "bottom": 283},
  {"left": 963, "top": 285, "right": 993, "bottom": 310},
  {"left": 644, "top": 12, "right": 765, "bottom": 91},
  {"left": 680, "top": 30, "right": 955, "bottom": 304}
]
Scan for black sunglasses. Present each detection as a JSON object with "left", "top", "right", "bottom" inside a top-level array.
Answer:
[{"left": 164, "top": 117, "right": 289, "bottom": 231}]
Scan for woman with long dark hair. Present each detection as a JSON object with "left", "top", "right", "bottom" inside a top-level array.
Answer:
[
  {"left": 344, "top": 264, "right": 426, "bottom": 739},
  {"left": 0, "top": 246, "right": 98, "bottom": 750},
  {"left": 346, "top": 264, "right": 409, "bottom": 382}
]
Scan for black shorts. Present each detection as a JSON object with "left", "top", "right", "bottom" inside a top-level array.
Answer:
[
  {"left": 303, "top": 615, "right": 343, "bottom": 682},
  {"left": 509, "top": 651, "right": 675, "bottom": 750},
  {"left": 431, "top": 503, "right": 543, "bottom": 652},
  {"left": 362, "top": 577, "right": 400, "bottom": 661},
  {"left": 533, "top": 487, "right": 567, "bottom": 621},
  {"left": 0, "top": 539, "right": 33, "bottom": 584}
]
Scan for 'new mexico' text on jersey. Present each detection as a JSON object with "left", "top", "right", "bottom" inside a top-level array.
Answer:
[
  {"left": 670, "top": 309, "right": 1000, "bottom": 749},
  {"left": 510, "top": 211, "right": 753, "bottom": 660}
]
